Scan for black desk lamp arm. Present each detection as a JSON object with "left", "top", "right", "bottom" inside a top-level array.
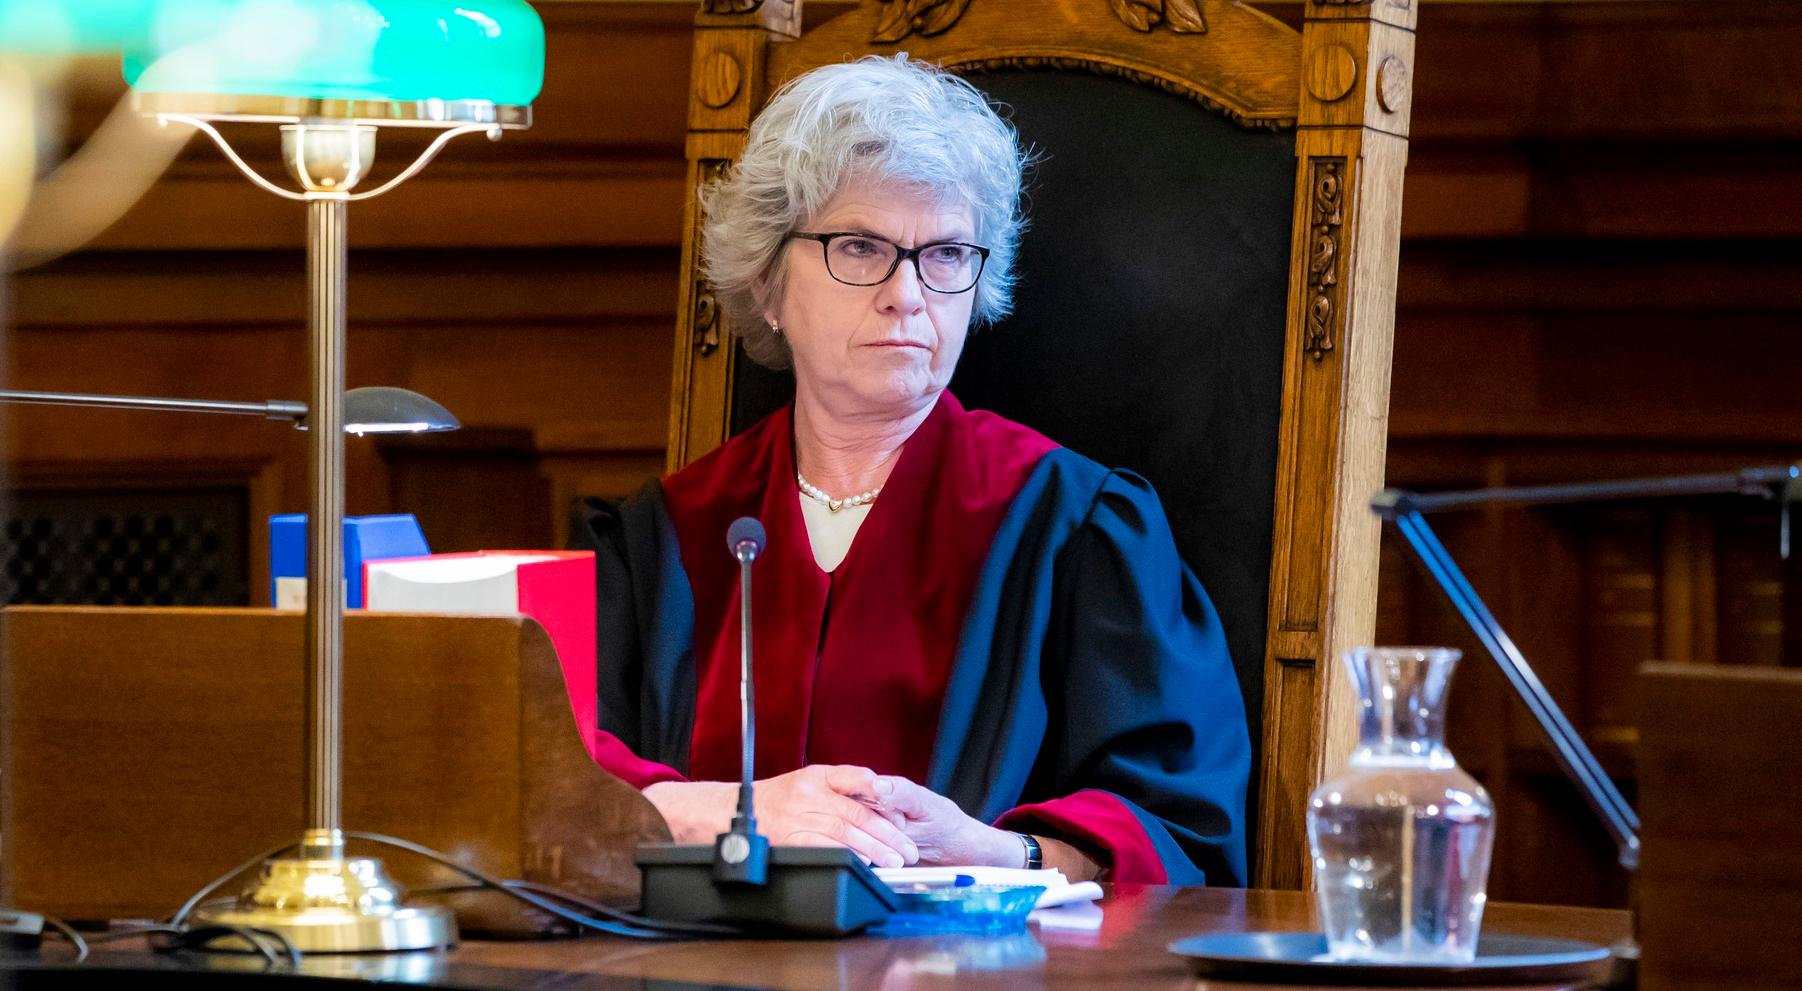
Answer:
[{"left": 1374, "top": 492, "right": 1643, "bottom": 870}]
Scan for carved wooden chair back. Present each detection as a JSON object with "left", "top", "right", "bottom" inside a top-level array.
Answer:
[{"left": 664, "top": 0, "right": 1418, "bottom": 888}]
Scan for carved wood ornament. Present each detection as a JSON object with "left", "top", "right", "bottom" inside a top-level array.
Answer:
[
  {"left": 1305, "top": 158, "right": 1345, "bottom": 362},
  {"left": 693, "top": 160, "right": 729, "bottom": 357},
  {"left": 873, "top": 0, "right": 973, "bottom": 42},
  {"left": 693, "top": 292, "right": 721, "bottom": 357},
  {"left": 1109, "top": 0, "right": 1207, "bottom": 34},
  {"left": 702, "top": 0, "right": 764, "bottom": 12},
  {"left": 871, "top": 0, "right": 1211, "bottom": 43}
]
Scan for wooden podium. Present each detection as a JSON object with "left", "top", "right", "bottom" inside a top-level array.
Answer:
[
  {"left": 1639, "top": 662, "right": 1802, "bottom": 991},
  {"left": 0, "top": 606, "right": 667, "bottom": 925}
]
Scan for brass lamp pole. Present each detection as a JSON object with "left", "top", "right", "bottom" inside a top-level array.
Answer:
[{"left": 127, "top": 109, "right": 529, "bottom": 953}]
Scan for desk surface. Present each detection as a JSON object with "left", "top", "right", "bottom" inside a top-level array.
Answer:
[
  {"left": 459, "top": 885, "right": 1627, "bottom": 990},
  {"left": 4, "top": 886, "right": 1629, "bottom": 991},
  {"left": 446, "top": 893, "right": 1621, "bottom": 991}
]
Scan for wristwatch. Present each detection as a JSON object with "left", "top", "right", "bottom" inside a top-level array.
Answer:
[{"left": 1016, "top": 832, "right": 1043, "bottom": 870}]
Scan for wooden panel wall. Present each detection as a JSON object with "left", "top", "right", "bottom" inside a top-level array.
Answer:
[
  {"left": 4, "top": 2, "right": 699, "bottom": 593},
  {"left": 5, "top": 1, "right": 1798, "bottom": 909},
  {"left": 1364, "top": 0, "right": 1802, "bottom": 910}
]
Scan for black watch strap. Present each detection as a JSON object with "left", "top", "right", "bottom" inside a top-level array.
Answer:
[{"left": 1016, "top": 832, "right": 1043, "bottom": 870}]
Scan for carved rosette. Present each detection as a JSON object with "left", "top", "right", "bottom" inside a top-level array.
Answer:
[
  {"left": 697, "top": 52, "right": 745, "bottom": 110},
  {"left": 1305, "top": 159, "right": 1346, "bottom": 362},
  {"left": 702, "top": 0, "right": 763, "bottom": 13},
  {"left": 1109, "top": 0, "right": 1207, "bottom": 34},
  {"left": 692, "top": 160, "right": 730, "bottom": 358},
  {"left": 1376, "top": 55, "right": 1409, "bottom": 114},
  {"left": 873, "top": 0, "right": 972, "bottom": 43}
]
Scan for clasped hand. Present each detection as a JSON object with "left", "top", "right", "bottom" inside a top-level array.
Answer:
[{"left": 643, "top": 765, "right": 1020, "bottom": 868}]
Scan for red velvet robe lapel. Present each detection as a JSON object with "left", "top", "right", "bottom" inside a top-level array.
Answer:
[{"left": 660, "top": 391, "right": 1056, "bottom": 784}]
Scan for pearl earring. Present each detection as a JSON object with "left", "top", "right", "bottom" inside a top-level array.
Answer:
[{"left": 769, "top": 320, "right": 781, "bottom": 335}]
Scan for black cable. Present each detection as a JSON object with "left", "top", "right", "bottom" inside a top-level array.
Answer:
[
  {"left": 78, "top": 923, "right": 184, "bottom": 946},
  {"left": 147, "top": 923, "right": 297, "bottom": 969},
  {"left": 406, "top": 883, "right": 583, "bottom": 938},
  {"left": 168, "top": 841, "right": 298, "bottom": 928},
  {"left": 0, "top": 881, "right": 297, "bottom": 971},
  {"left": 39, "top": 914, "right": 88, "bottom": 963},
  {"left": 505, "top": 879, "right": 737, "bottom": 937},
  {"left": 504, "top": 880, "right": 685, "bottom": 930},
  {"left": 94, "top": 920, "right": 295, "bottom": 969},
  {"left": 342, "top": 830, "right": 740, "bottom": 939},
  {"left": 33, "top": 919, "right": 293, "bottom": 971},
  {"left": 157, "top": 828, "right": 746, "bottom": 954}
]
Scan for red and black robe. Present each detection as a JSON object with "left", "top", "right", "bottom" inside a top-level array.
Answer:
[{"left": 573, "top": 392, "right": 1249, "bottom": 885}]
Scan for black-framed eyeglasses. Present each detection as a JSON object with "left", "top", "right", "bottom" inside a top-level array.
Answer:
[{"left": 789, "top": 231, "right": 990, "bottom": 294}]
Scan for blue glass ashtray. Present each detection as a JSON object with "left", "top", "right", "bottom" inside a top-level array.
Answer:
[{"left": 871, "top": 884, "right": 1045, "bottom": 936}]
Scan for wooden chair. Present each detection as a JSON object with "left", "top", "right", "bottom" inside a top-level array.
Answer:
[{"left": 663, "top": 0, "right": 1415, "bottom": 889}]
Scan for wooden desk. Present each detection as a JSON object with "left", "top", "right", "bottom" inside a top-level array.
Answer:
[
  {"left": 3, "top": 885, "right": 1624, "bottom": 990},
  {"left": 453, "top": 886, "right": 1627, "bottom": 990},
  {"left": 0, "top": 607, "right": 669, "bottom": 921}
]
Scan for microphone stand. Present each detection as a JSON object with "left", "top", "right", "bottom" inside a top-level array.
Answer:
[
  {"left": 712, "top": 526, "right": 769, "bottom": 886},
  {"left": 1371, "top": 461, "right": 1801, "bottom": 989},
  {"left": 635, "top": 517, "right": 896, "bottom": 936}
]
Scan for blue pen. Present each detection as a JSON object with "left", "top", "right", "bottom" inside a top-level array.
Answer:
[{"left": 891, "top": 873, "right": 976, "bottom": 892}]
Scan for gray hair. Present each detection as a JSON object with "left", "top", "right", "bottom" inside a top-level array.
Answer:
[{"left": 698, "top": 54, "right": 1029, "bottom": 370}]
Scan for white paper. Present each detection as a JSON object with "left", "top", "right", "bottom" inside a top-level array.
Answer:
[
  {"left": 364, "top": 554, "right": 558, "bottom": 615},
  {"left": 1034, "top": 880, "right": 1103, "bottom": 909},
  {"left": 1029, "top": 900, "right": 1105, "bottom": 931},
  {"left": 871, "top": 868, "right": 1103, "bottom": 911}
]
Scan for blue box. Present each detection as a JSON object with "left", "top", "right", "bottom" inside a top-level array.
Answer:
[{"left": 269, "top": 514, "right": 430, "bottom": 609}]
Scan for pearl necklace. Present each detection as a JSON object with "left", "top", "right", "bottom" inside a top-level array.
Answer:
[{"left": 796, "top": 471, "right": 881, "bottom": 513}]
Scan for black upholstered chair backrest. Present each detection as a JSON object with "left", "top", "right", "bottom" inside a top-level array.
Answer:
[{"left": 730, "top": 71, "right": 1293, "bottom": 770}]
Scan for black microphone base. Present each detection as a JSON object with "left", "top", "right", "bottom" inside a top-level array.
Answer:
[{"left": 635, "top": 844, "right": 898, "bottom": 937}]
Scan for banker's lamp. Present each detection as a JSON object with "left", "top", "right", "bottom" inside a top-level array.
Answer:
[{"left": 115, "top": 0, "right": 545, "bottom": 952}]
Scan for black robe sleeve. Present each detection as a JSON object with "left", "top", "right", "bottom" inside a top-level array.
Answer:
[{"left": 940, "top": 454, "right": 1251, "bottom": 886}]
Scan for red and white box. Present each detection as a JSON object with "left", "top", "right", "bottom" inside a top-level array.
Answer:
[{"left": 363, "top": 550, "right": 600, "bottom": 760}]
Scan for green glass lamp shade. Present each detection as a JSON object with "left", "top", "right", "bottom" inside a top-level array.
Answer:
[{"left": 121, "top": 0, "right": 543, "bottom": 108}]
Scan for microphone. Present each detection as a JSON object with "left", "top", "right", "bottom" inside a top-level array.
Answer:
[
  {"left": 714, "top": 517, "right": 769, "bottom": 886},
  {"left": 634, "top": 516, "right": 896, "bottom": 936},
  {"left": 727, "top": 516, "right": 764, "bottom": 562}
]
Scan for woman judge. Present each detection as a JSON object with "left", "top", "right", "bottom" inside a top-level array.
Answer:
[{"left": 575, "top": 55, "right": 1249, "bottom": 885}]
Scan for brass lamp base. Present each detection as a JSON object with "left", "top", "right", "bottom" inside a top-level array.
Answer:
[{"left": 192, "top": 849, "right": 456, "bottom": 953}]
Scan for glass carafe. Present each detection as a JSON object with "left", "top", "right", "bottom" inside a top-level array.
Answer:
[{"left": 1307, "top": 647, "right": 1495, "bottom": 963}]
